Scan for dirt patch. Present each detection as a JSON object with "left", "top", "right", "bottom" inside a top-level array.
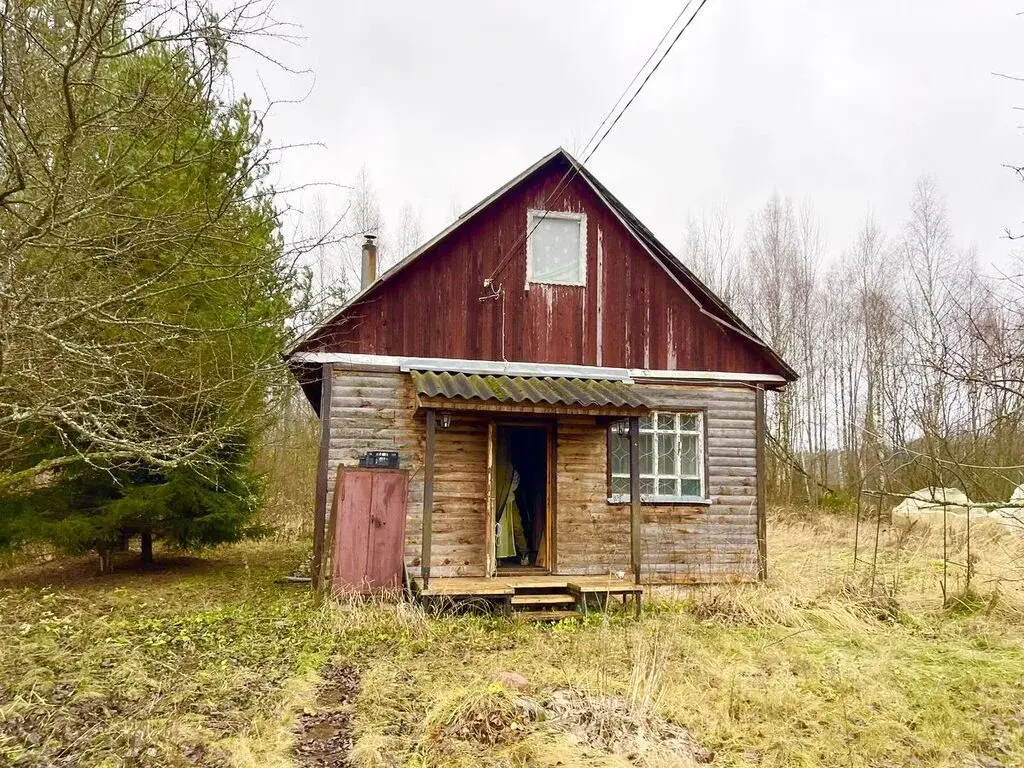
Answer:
[{"left": 293, "top": 664, "right": 360, "bottom": 767}]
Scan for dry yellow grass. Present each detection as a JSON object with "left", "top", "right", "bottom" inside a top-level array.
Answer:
[
  {"left": 339, "top": 511, "right": 1024, "bottom": 767},
  {"left": 2, "top": 511, "right": 1022, "bottom": 766}
]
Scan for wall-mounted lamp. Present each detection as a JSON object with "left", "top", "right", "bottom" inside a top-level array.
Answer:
[
  {"left": 611, "top": 419, "right": 630, "bottom": 436},
  {"left": 438, "top": 411, "right": 452, "bottom": 430}
]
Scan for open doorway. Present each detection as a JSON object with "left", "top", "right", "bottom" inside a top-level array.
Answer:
[{"left": 493, "top": 425, "right": 549, "bottom": 573}]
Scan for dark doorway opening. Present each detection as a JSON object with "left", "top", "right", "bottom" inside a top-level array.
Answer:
[{"left": 494, "top": 425, "right": 548, "bottom": 573}]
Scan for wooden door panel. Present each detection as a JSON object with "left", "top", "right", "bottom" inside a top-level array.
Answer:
[
  {"left": 366, "top": 471, "right": 408, "bottom": 590},
  {"left": 331, "top": 468, "right": 409, "bottom": 594},
  {"left": 333, "top": 469, "right": 374, "bottom": 591}
]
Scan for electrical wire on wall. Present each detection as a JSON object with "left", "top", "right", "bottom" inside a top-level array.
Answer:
[{"left": 478, "top": 279, "right": 508, "bottom": 362}]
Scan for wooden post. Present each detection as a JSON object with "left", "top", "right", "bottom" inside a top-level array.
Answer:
[
  {"left": 312, "top": 363, "right": 333, "bottom": 590},
  {"left": 548, "top": 420, "right": 558, "bottom": 574},
  {"left": 755, "top": 387, "right": 768, "bottom": 581},
  {"left": 628, "top": 415, "right": 642, "bottom": 585},
  {"left": 485, "top": 420, "right": 496, "bottom": 577},
  {"left": 421, "top": 408, "right": 436, "bottom": 588}
]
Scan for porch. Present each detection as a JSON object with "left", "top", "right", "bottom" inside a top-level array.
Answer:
[
  {"left": 416, "top": 369, "right": 652, "bottom": 594},
  {"left": 410, "top": 573, "right": 643, "bottom": 618}
]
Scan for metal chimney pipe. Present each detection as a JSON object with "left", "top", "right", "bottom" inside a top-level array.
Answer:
[{"left": 360, "top": 234, "right": 378, "bottom": 290}]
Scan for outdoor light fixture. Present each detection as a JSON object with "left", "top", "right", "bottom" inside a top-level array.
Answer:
[
  {"left": 438, "top": 411, "right": 452, "bottom": 430},
  {"left": 612, "top": 419, "right": 629, "bottom": 436}
]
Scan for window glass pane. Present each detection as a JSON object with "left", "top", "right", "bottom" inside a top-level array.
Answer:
[
  {"left": 610, "top": 433, "right": 629, "bottom": 476},
  {"left": 609, "top": 410, "right": 705, "bottom": 502},
  {"left": 639, "top": 433, "right": 654, "bottom": 475},
  {"left": 657, "top": 433, "right": 676, "bottom": 475},
  {"left": 530, "top": 215, "right": 582, "bottom": 283},
  {"left": 680, "top": 434, "right": 699, "bottom": 477}
]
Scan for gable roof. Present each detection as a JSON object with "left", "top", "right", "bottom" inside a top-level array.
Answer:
[{"left": 287, "top": 148, "right": 796, "bottom": 382}]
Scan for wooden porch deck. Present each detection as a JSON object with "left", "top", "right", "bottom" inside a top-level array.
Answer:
[
  {"left": 412, "top": 574, "right": 639, "bottom": 597},
  {"left": 411, "top": 574, "right": 643, "bottom": 617}
]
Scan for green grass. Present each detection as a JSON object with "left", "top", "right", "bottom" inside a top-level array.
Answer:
[
  {"left": 0, "top": 542, "right": 334, "bottom": 767},
  {"left": 2, "top": 514, "right": 1023, "bottom": 766}
]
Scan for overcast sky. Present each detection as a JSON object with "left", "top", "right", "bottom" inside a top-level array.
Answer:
[{"left": 233, "top": 1, "right": 1024, "bottom": 272}]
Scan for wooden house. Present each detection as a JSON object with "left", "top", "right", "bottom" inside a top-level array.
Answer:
[{"left": 286, "top": 148, "right": 795, "bottom": 608}]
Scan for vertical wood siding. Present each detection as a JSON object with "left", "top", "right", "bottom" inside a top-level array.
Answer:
[{"left": 301, "top": 155, "right": 778, "bottom": 376}]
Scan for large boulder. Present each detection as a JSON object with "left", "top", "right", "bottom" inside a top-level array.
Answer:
[
  {"left": 989, "top": 483, "right": 1024, "bottom": 535},
  {"left": 891, "top": 487, "right": 973, "bottom": 521}
]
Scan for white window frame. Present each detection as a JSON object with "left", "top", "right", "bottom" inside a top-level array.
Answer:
[
  {"left": 525, "top": 209, "right": 587, "bottom": 288},
  {"left": 608, "top": 411, "right": 709, "bottom": 505}
]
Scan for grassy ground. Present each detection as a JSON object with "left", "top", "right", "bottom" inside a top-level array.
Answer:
[{"left": 1, "top": 513, "right": 1023, "bottom": 767}]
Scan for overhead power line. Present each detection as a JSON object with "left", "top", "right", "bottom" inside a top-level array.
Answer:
[
  {"left": 577, "top": 0, "right": 698, "bottom": 162},
  {"left": 485, "top": 0, "right": 714, "bottom": 285}
]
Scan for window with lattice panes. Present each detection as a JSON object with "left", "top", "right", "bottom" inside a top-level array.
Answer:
[
  {"left": 526, "top": 209, "right": 586, "bottom": 286},
  {"left": 608, "top": 412, "right": 705, "bottom": 502}
]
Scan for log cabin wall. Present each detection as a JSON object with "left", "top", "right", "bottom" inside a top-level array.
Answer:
[
  {"left": 327, "top": 367, "right": 759, "bottom": 584},
  {"left": 555, "top": 383, "right": 759, "bottom": 583},
  {"left": 326, "top": 366, "right": 489, "bottom": 577}
]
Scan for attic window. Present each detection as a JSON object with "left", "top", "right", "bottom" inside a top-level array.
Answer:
[{"left": 526, "top": 209, "right": 586, "bottom": 286}]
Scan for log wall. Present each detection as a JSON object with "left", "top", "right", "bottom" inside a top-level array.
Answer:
[
  {"left": 326, "top": 367, "right": 488, "bottom": 577},
  {"left": 555, "top": 383, "right": 759, "bottom": 582},
  {"left": 325, "top": 368, "right": 759, "bottom": 583}
]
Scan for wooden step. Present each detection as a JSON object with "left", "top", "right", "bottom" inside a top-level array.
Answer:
[
  {"left": 506, "top": 578, "right": 570, "bottom": 590},
  {"left": 511, "top": 593, "right": 576, "bottom": 606},
  {"left": 516, "top": 609, "right": 580, "bottom": 621},
  {"left": 496, "top": 566, "right": 548, "bottom": 576},
  {"left": 567, "top": 579, "right": 644, "bottom": 597}
]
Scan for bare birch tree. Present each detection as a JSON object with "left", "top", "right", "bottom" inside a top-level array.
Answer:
[{"left": 681, "top": 202, "right": 740, "bottom": 305}]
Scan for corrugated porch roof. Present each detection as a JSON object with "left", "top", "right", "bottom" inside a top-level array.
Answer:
[{"left": 410, "top": 371, "right": 651, "bottom": 410}]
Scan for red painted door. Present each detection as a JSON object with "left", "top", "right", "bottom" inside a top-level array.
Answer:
[{"left": 332, "top": 468, "right": 409, "bottom": 594}]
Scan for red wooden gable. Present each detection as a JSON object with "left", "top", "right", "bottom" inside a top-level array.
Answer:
[{"left": 293, "top": 150, "right": 794, "bottom": 379}]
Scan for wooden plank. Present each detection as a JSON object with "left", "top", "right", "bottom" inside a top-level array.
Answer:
[
  {"left": 485, "top": 420, "right": 496, "bottom": 577},
  {"left": 567, "top": 581, "right": 642, "bottom": 596},
  {"left": 333, "top": 468, "right": 373, "bottom": 592},
  {"left": 755, "top": 387, "right": 768, "bottom": 581},
  {"left": 421, "top": 409, "right": 435, "bottom": 587},
  {"left": 313, "top": 363, "right": 333, "bottom": 590},
  {"left": 549, "top": 420, "right": 558, "bottom": 573},
  {"left": 511, "top": 594, "right": 576, "bottom": 605},
  {"left": 366, "top": 470, "right": 410, "bottom": 591},
  {"left": 505, "top": 578, "right": 570, "bottom": 589},
  {"left": 420, "top": 583, "right": 514, "bottom": 597},
  {"left": 629, "top": 415, "right": 641, "bottom": 585}
]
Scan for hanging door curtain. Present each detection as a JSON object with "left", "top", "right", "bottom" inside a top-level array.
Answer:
[{"left": 493, "top": 430, "right": 527, "bottom": 561}]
